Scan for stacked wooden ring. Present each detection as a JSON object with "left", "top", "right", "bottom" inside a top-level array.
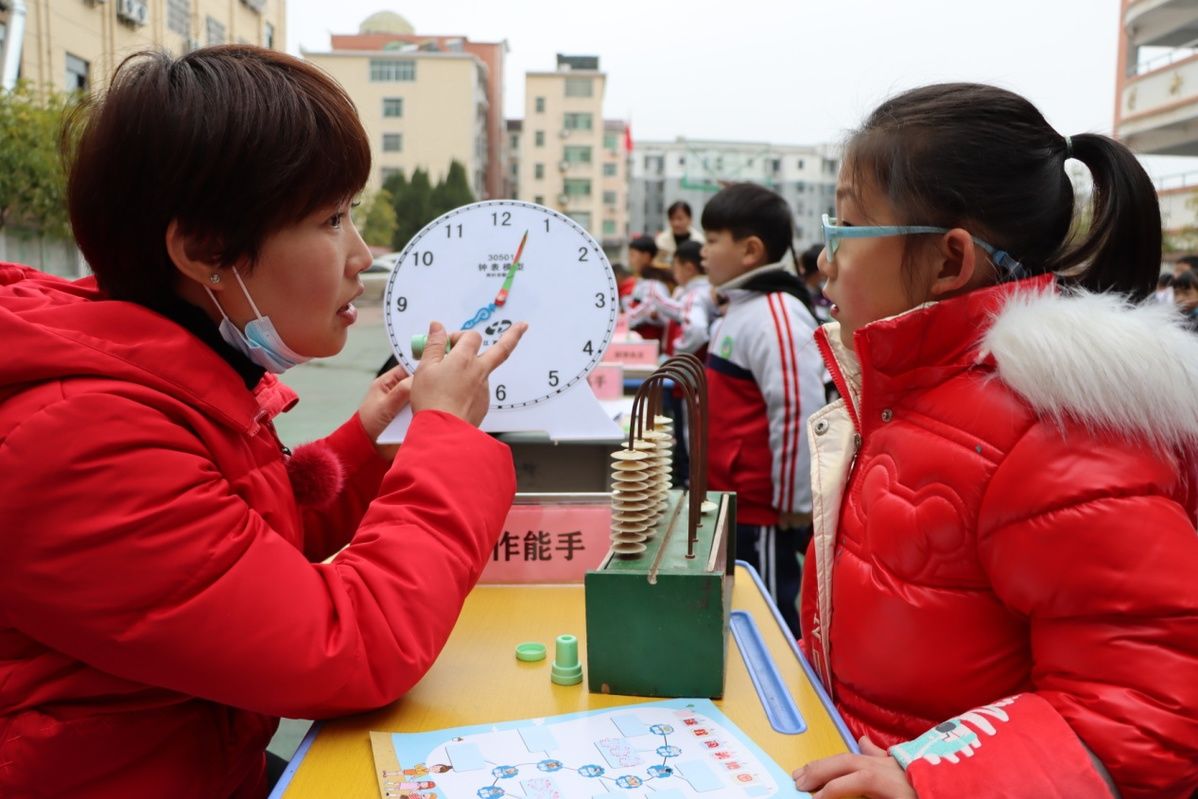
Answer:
[{"left": 609, "top": 416, "right": 676, "bottom": 558}]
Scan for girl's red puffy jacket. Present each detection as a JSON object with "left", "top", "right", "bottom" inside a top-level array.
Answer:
[
  {"left": 0, "top": 265, "right": 516, "bottom": 797},
  {"left": 801, "top": 276, "right": 1198, "bottom": 797}
]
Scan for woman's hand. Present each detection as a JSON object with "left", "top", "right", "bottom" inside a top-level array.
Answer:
[
  {"left": 410, "top": 320, "right": 527, "bottom": 427},
  {"left": 358, "top": 364, "right": 414, "bottom": 459},
  {"left": 793, "top": 736, "right": 916, "bottom": 799}
]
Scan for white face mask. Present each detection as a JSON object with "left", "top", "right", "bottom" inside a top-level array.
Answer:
[{"left": 203, "top": 268, "right": 311, "bottom": 374}]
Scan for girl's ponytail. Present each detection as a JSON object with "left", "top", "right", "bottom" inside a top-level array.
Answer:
[{"left": 1051, "top": 133, "right": 1161, "bottom": 302}]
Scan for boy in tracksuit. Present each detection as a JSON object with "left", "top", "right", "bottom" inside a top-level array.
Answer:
[{"left": 701, "top": 183, "right": 824, "bottom": 637}]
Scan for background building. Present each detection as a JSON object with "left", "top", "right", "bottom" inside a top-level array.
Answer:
[
  {"left": 0, "top": 0, "right": 285, "bottom": 276},
  {"left": 319, "top": 11, "right": 507, "bottom": 200},
  {"left": 516, "top": 54, "right": 629, "bottom": 257},
  {"left": 304, "top": 42, "right": 489, "bottom": 197},
  {"left": 1115, "top": 0, "right": 1198, "bottom": 248},
  {"left": 506, "top": 118, "right": 522, "bottom": 200},
  {"left": 629, "top": 138, "right": 840, "bottom": 251},
  {"left": 0, "top": 0, "right": 285, "bottom": 93}
]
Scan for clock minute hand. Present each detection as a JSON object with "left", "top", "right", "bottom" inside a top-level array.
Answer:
[{"left": 493, "top": 229, "right": 529, "bottom": 308}]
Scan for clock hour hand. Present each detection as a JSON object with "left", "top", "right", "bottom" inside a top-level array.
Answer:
[
  {"left": 461, "top": 230, "right": 529, "bottom": 329},
  {"left": 461, "top": 306, "right": 493, "bottom": 330}
]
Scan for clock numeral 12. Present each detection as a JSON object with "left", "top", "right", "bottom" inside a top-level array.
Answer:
[{"left": 492, "top": 211, "right": 511, "bottom": 226}]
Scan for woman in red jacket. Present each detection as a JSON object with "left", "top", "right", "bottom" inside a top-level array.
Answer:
[
  {"left": 792, "top": 84, "right": 1198, "bottom": 798},
  {"left": 0, "top": 47, "right": 524, "bottom": 797}
]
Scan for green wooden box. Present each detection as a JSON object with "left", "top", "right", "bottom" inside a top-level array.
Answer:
[{"left": 584, "top": 490, "right": 736, "bottom": 698}]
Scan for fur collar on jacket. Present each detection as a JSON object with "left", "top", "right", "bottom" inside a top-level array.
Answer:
[{"left": 980, "top": 286, "right": 1198, "bottom": 451}]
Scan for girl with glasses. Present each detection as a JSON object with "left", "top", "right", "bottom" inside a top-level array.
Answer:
[{"left": 792, "top": 83, "right": 1198, "bottom": 799}]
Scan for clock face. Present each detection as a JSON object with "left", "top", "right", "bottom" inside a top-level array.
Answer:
[{"left": 384, "top": 200, "right": 618, "bottom": 410}]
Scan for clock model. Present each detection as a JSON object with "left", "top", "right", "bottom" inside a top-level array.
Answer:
[{"left": 382, "top": 201, "right": 620, "bottom": 436}]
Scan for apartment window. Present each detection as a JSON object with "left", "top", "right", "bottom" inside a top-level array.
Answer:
[
  {"left": 603, "top": 219, "right": 617, "bottom": 235},
  {"left": 535, "top": 97, "right": 545, "bottom": 113},
  {"left": 603, "top": 191, "right": 617, "bottom": 206},
  {"left": 563, "top": 113, "right": 593, "bottom": 131},
  {"left": 565, "top": 77, "right": 593, "bottom": 97},
  {"left": 563, "top": 146, "right": 592, "bottom": 164},
  {"left": 798, "top": 159, "right": 805, "bottom": 169},
  {"left": 564, "top": 178, "right": 591, "bottom": 197},
  {"left": 603, "top": 163, "right": 617, "bottom": 177},
  {"left": 264, "top": 21, "right": 275, "bottom": 49},
  {"left": 534, "top": 163, "right": 545, "bottom": 180},
  {"left": 167, "top": 0, "right": 190, "bottom": 36},
  {"left": 534, "top": 195, "right": 545, "bottom": 205},
  {"left": 206, "top": 16, "right": 226, "bottom": 46},
  {"left": 534, "top": 131, "right": 545, "bottom": 147},
  {"left": 381, "top": 167, "right": 401, "bottom": 182},
  {"left": 65, "top": 53, "right": 89, "bottom": 92},
  {"left": 382, "top": 133, "right": 403, "bottom": 152},
  {"left": 383, "top": 98, "right": 404, "bottom": 118},
  {"left": 509, "top": 134, "right": 519, "bottom": 150},
  {"left": 568, "top": 212, "right": 592, "bottom": 229},
  {"left": 370, "top": 60, "right": 416, "bottom": 82},
  {"left": 603, "top": 132, "right": 618, "bottom": 151}
]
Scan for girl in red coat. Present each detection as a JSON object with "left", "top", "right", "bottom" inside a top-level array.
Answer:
[
  {"left": 0, "top": 47, "right": 525, "bottom": 797},
  {"left": 792, "top": 84, "right": 1198, "bottom": 798}
]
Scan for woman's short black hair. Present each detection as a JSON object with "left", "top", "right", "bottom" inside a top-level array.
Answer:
[{"left": 66, "top": 45, "right": 371, "bottom": 306}]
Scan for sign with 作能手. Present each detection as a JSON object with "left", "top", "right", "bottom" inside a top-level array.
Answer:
[{"left": 479, "top": 501, "right": 612, "bottom": 583}]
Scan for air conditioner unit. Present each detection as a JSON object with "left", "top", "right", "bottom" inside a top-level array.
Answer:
[
  {"left": 117, "top": 0, "right": 148, "bottom": 26},
  {"left": 559, "top": 129, "right": 570, "bottom": 139},
  {"left": 558, "top": 162, "right": 569, "bottom": 172},
  {"left": 557, "top": 194, "right": 569, "bottom": 206}
]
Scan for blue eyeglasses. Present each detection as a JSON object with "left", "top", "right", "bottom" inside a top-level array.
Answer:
[{"left": 821, "top": 213, "right": 1025, "bottom": 279}]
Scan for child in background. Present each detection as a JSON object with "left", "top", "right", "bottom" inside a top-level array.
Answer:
[
  {"left": 702, "top": 183, "right": 824, "bottom": 636},
  {"left": 612, "top": 262, "right": 637, "bottom": 305},
  {"left": 624, "top": 235, "right": 675, "bottom": 343},
  {"left": 1172, "top": 269, "right": 1198, "bottom": 331},
  {"left": 662, "top": 240, "right": 715, "bottom": 358},
  {"left": 793, "top": 83, "right": 1198, "bottom": 799},
  {"left": 798, "top": 244, "right": 833, "bottom": 323}
]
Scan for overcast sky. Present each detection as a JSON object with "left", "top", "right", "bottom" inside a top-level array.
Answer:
[{"left": 287, "top": 0, "right": 1194, "bottom": 180}]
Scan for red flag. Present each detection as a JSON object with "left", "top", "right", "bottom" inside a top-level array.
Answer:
[{"left": 624, "top": 122, "right": 633, "bottom": 152}]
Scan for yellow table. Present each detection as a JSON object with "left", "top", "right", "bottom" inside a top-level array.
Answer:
[{"left": 272, "top": 565, "right": 854, "bottom": 797}]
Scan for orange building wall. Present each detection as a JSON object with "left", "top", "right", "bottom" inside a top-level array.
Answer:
[{"left": 332, "top": 33, "right": 506, "bottom": 199}]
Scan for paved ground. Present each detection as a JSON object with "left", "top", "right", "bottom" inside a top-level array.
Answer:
[
  {"left": 268, "top": 297, "right": 392, "bottom": 760},
  {"left": 272, "top": 299, "right": 392, "bottom": 446}
]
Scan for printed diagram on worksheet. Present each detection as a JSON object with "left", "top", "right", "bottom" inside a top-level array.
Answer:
[{"left": 377, "top": 698, "right": 812, "bottom": 798}]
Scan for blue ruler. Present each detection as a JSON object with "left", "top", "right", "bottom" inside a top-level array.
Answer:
[{"left": 730, "top": 610, "right": 807, "bottom": 735}]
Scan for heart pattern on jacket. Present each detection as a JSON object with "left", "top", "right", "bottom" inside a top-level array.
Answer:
[{"left": 854, "top": 456, "right": 973, "bottom": 583}]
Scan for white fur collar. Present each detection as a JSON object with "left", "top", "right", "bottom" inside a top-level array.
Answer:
[{"left": 980, "top": 288, "right": 1198, "bottom": 450}]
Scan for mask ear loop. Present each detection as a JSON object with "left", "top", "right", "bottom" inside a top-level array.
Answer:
[
  {"left": 229, "top": 267, "right": 266, "bottom": 321},
  {"left": 202, "top": 282, "right": 235, "bottom": 325}
]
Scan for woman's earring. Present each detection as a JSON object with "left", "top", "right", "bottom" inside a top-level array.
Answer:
[{"left": 208, "top": 273, "right": 221, "bottom": 284}]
